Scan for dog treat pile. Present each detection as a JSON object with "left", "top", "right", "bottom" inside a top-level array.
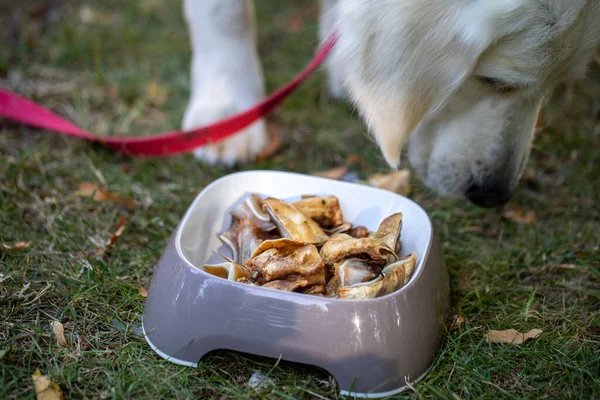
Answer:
[{"left": 201, "top": 194, "right": 417, "bottom": 299}]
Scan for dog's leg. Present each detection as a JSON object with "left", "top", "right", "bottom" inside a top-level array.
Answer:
[
  {"left": 182, "top": 0, "right": 267, "bottom": 166},
  {"left": 319, "top": 0, "right": 345, "bottom": 99}
]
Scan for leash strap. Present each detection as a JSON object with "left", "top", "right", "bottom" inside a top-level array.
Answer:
[{"left": 0, "top": 33, "right": 338, "bottom": 157}]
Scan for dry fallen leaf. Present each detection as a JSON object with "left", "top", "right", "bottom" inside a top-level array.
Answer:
[
  {"left": 255, "top": 124, "right": 282, "bottom": 162},
  {"left": 139, "top": 287, "right": 148, "bottom": 298},
  {"left": 2, "top": 241, "right": 33, "bottom": 250},
  {"left": 106, "top": 85, "right": 118, "bottom": 100},
  {"left": 146, "top": 81, "right": 168, "bottom": 106},
  {"left": 367, "top": 169, "right": 411, "bottom": 197},
  {"left": 50, "top": 321, "right": 68, "bottom": 347},
  {"left": 311, "top": 166, "right": 348, "bottom": 180},
  {"left": 345, "top": 153, "right": 361, "bottom": 164},
  {"left": 577, "top": 325, "right": 600, "bottom": 339},
  {"left": 96, "top": 216, "right": 127, "bottom": 257},
  {"left": 75, "top": 183, "right": 140, "bottom": 208},
  {"left": 485, "top": 328, "right": 543, "bottom": 344},
  {"left": 502, "top": 206, "right": 536, "bottom": 225},
  {"left": 449, "top": 315, "right": 465, "bottom": 331},
  {"left": 32, "top": 369, "right": 63, "bottom": 400},
  {"left": 284, "top": 12, "right": 304, "bottom": 33}
]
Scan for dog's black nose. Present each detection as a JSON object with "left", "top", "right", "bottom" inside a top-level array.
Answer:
[{"left": 465, "top": 180, "right": 512, "bottom": 208}]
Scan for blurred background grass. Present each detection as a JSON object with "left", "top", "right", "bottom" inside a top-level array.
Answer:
[{"left": 1, "top": 0, "right": 599, "bottom": 398}]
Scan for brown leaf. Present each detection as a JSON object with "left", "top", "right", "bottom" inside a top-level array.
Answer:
[
  {"left": 286, "top": 14, "right": 304, "bottom": 33},
  {"left": 96, "top": 216, "right": 127, "bottom": 257},
  {"left": 138, "top": 287, "right": 148, "bottom": 298},
  {"left": 367, "top": 169, "right": 411, "bottom": 197},
  {"left": 449, "top": 315, "right": 465, "bottom": 331},
  {"left": 75, "top": 183, "right": 140, "bottom": 208},
  {"left": 105, "top": 85, "right": 118, "bottom": 100},
  {"left": 583, "top": 326, "right": 600, "bottom": 338},
  {"left": 465, "top": 226, "right": 483, "bottom": 233},
  {"left": 32, "top": 369, "right": 63, "bottom": 400},
  {"left": 50, "top": 320, "right": 68, "bottom": 347},
  {"left": 3, "top": 241, "right": 33, "bottom": 250},
  {"left": 255, "top": 124, "right": 282, "bottom": 162},
  {"left": 311, "top": 166, "right": 348, "bottom": 180},
  {"left": 282, "top": 9, "right": 306, "bottom": 33},
  {"left": 502, "top": 206, "right": 536, "bottom": 225},
  {"left": 485, "top": 328, "right": 543, "bottom": 344},
  {"left": 345, "top": 154, "right": 361, "bottom": 165},
  {"left": 146, "top": 82, "right": 168, "bottom": 106}
]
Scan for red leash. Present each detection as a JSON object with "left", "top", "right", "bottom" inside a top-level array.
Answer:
[{"left": 0, "top": 34, "right": 337, "bottom": 157}]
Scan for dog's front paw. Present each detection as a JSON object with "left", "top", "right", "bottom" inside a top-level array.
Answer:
[{"left": 182, "top": 100, "right": 268, "bottom": 167}]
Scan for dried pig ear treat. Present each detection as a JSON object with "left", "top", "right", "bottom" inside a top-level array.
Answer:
[
  {"left": 348, "top": 225, "right": 369, "bottom": 238},
  {"left": 247, "top": 241, "right": 325, "bottom": 286},
  {"left": 230, "top": 194, "right": 277, "bottom": 231},
  {"left": 369, "top": 213, "right": 403, "bottom": 254},
  {"left": 336, "top": 259, "right": 377, "bottom": 287},
  {"left": 262, "top": 198, "right": 329, "bottom": 244},
  {"left": 201, "top": 259, "right": 251, "bottom": 282},
  {"left": 323, "top": 222, "right": 352, "bottom": 235},
  {"left": 236, "top": 218, "right": 277, "bottom": 265},
  {"left": 219, "top": 217, "right": 276, "bottom": 265},
  {"left": 337, "top": 253, "right": 417, "bottom": 299},
  {"left": 319, "top": 234, "right": 396, "bottom": 267},
  {"left": 324, "top": 258, "right": 377, "bottom": 298},
  {"left": 207, "top": 193, "right": 417, "bottom": 300},
  {"left": 263, "top": 279, "right": 310, "bottom": 292},
  {"left": 292, "top": 196, "right": 344, "bottom": 228}
]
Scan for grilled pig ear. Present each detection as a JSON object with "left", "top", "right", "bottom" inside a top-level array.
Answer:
[
  {"left": 337, "top": 253, "right": 418, "bottom": 300},
  {"left": 262, "top": 198, "right": 329, "bottom": 244}
]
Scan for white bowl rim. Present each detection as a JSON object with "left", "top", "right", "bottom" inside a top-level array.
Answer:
[{"left": 173, "top": 170, "right": 434, "bottom": 304}]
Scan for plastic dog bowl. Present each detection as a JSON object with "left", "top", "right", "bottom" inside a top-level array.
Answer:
[{"left": 142, "top": 170, "right": 450, "bottom": 398}]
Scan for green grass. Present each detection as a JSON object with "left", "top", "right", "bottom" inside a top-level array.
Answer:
[{"left": 1, "top": 1, "right": 599, "bottom": 398}]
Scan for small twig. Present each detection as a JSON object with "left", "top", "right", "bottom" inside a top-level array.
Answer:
[
  {"left": 0, "top": 272, "right": 13, "bottom": 284},
  {"left": 117, "top": 99, "right": 145, "bottom": 134},
  {"left": 404, "top": 375, "right": 417, "bottom": 393},
  {"left": 256, "top": 353, "right": 282, "bottom": 388},
  {"left": 17, "top": 282, "right": 31, "bottom": 297},
  {"left": 302, "top": 389, "right": 330, "bottom": 400},
  {"left": 22, "top": 283, "right": 52, "bottom": 306},
  {"left": 86, "top": 157, "right": 107, "bottom": 185}
]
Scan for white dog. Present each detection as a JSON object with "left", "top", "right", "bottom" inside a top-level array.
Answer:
[{"left": 182, "top": 0, "right": 600, "bottom": 208}]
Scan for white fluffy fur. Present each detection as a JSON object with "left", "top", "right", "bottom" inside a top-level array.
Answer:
[{"left": 183, "top": 0, "right": 600, "bottom": 200}]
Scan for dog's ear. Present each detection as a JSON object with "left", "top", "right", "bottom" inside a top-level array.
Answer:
[{"left": 334, "top": 0, "right": 526, "bottom": 167}]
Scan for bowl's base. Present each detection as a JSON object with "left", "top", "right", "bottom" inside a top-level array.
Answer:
[
  {"left": 340, "top": 364, "right": 433, "bottom": 398},
  {"left": 143, "top": 322, "right": 199, "bottom": 367},
  {"left": 143, "top": 320, "right": 434, "bottom": 398}
]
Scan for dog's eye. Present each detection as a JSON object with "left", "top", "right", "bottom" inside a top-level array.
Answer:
[{"left": 478, "top": 77, "right": 520, "bottom": 93}]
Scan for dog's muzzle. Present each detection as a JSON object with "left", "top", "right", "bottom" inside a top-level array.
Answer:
[{"left": 465, "top": 179, "right": 513, "bottom": 208}]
